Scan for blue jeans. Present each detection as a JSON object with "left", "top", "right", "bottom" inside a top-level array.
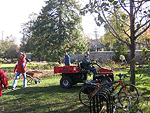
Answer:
[{"left": 12, "top": 72, "right": 27, "bottom": 88}]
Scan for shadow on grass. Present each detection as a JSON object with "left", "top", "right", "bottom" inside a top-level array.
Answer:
[
  {"left": 1, "top": 85, "right": 89, "bottom": 113},
  {"left": 5, "top": 85, "right": 81, "bottom": 95},
  {"left": 141, "top": 90, "right": 150, "bottom": 96},
  {"left": 2, "top": 74, "right": 150, "bottom": 113}
]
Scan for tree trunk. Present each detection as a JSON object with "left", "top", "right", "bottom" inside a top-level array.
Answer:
[
  {"left": 129, "top": 41, "right": 135, "bottom": 85},
  {"left": 129, "top": 0, "right": 135, "bottom": 85}
]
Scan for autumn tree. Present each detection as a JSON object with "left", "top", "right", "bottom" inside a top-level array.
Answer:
[
  {"left": 81, "top": 0, "right": 150, "bottom": 85},
  {"left": 140, "top": 27, "right": 150, "bottom": 47},
  {"left": 104, "top": 9, "right": 129, "bottom": 51}
]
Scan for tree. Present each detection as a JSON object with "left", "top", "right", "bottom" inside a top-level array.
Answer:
[
  {"left": 81, "top": 0, "right": 150, "bottom": 85},
  {"left": 20, "top": 12, "right": 38, "bottom": 52},
  {"left": 22, "top": 0, "right": 87, "bottom": 62},
  {"left": 112, "top": 40, "right": 128, "bottom": 62},
  {"left": 104, "top": 9, "right": 130, "bottom": 51},
  {"left": 0, "top": 38, "right": 19, "bottom": 62},
  {"left": 140, "top": 27, "right": 150, "bottom": 48}
]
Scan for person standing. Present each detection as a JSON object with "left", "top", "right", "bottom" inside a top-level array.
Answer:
[
  {"left": 0, "top": 69, "right": 9, "bottom": 97},
  {"left": 12, "top": 53, "right": 27, "bottom": 90},
  {"left": 64, "top": 52, "right": 71, "bottom": 66}
]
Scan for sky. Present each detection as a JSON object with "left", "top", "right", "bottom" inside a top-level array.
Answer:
[{"left": 0, "top": 0, "right": 104, "bottom": 45}]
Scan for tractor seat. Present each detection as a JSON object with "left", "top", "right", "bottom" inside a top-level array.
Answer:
[
  {"left": 78, "top": 61, "right": 82, "bottom": 70},
  {"left": 78, "top": 61, "right": 90, "bottom": 73}
]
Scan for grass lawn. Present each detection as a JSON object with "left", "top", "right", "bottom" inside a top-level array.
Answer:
[
  {"left": 0, "top": 63, "right": 150, "bottom": 113},
  {"left": 0, "top": 76, "right": 89, "bottom": 113}
]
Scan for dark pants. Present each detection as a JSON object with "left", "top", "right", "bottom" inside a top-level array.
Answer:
[
  {"left": 89, "top": 67, "right": 97, "bottom": 75},
  {"left": 87, "top": 66, "right": 97, "bottom": 80},
  {"left": 82, "top": 65, "right": 97, "bottom": 80}
]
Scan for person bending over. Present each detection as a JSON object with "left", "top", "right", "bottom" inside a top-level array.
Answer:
[{"left": 0, "top": 69, "right": 8, "bottom": 97}]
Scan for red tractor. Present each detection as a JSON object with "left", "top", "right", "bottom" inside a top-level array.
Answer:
[{"left": 54, "top": 62, "right": 114, "bottom": 88}]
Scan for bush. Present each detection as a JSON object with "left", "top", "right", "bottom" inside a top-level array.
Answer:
[{"left": 112, "top": 41, "right": 128, "bottom": 62}]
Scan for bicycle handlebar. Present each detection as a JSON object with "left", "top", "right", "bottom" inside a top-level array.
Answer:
[{"left": 116, "top": 73, "right": 130, "bottom": 80}]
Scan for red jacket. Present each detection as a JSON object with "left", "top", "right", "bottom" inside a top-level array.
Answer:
[
  {"left": 0, "top": 69, "right": 9, "bottom": 97},
  {"left": 15, "top": 58, "right": 27, "bottom": 73}
]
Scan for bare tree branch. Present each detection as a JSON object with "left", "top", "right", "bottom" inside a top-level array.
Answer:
[
  {"left": 108, "top": 27, "right": 130, "bottom": 46},
  {"left": 118, "top": 0, "right": 130, "bottom": 15},
  {"left": 134, "top": 0, "right": 145, "bottom": 16},
  {"left": 107, "top": 10, "right": 130, "bottom": 27},
  {"left": 101, "top": 6, "right": 129, "bottom": 45},
  {"left": 123, "top": 29, "right": 130, "bottom": 38},
  {"left": 135, "top": 20, "right": 150, "bottom": 34},
  {"left": 101, "top": 9, "right": 119, "bottom": 38},
  {"left": 135, "top": 23, "right": 150, "bottom": 39}
]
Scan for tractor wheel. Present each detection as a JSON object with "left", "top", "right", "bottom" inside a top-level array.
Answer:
[
  {"left": 72, "top": 82, "right": 78, "bottom": 85},
  {"left": 60, "top": 76, "right": 73, "bottom": 88}
]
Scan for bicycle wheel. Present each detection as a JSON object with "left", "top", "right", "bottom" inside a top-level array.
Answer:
[
  {"left": 118, "top": 84, "right": 139, "bottom": 109},
  {"left": 79, "top": 85, "right": 97, "bottom": 107}
]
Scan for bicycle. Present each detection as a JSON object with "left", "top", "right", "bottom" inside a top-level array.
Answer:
[
  {"left": 79, "top": 77, "right": 112, "bottom": 107},
  {"left": 111, "top": 74, "right": 139, "bottom": 109},
  {"left": 79, "top": 73, "right": 139, "bottom": 110}
]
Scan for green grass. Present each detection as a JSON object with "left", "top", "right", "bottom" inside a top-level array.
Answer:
[
  {"left": 114, "top": 68, "right": 150, "bottom": 112},
  {"left": 0, "top": 76, "right": 89, "bottom": 113},
  {"left": 0, "top": 64, "right": 16, "bottom": 67},
  {"left": 0, "top": 63, "right": 150, "bottom": 113},
  {"left": 1, "top": 73, "right": 150, "bottom": 113}
]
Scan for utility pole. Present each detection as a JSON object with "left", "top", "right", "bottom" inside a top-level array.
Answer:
[{"left": 94, "top": 28, "right": 98, "bottom": 51}]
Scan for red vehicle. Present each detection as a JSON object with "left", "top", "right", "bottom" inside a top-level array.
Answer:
[{"left": 54, "top": 62, "right": 114, "bottom": 88}]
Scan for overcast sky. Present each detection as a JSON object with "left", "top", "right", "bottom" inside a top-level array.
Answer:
[{"left": 0, "top": 0, "right": 104, "bottom": 45}]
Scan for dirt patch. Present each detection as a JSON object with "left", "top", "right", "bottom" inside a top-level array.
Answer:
[{"left": 6, "top": 69, "right": 61, "bottom": 81}]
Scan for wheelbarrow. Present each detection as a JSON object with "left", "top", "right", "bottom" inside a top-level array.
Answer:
[{"left": 26, "top": 71, "right": 42, "bottom": 84}]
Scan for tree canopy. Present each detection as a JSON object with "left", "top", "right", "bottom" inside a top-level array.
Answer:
[
  {"left": 81, "top": 0, "right": 150, "bottom": 85},
  {"left": 21, "top": 0, "right": 87, "bottom": 62},
  {"left": 0, "top": 37, "right": 19, "bottom": 62}
]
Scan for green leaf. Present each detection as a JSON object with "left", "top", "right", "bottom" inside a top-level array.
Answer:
[
  {"left": 104, "top": 24, "right": 109, "bottom": 29},
  {"left": 120, "top": 24, "right": 124, "bottom": 28},
  {"left": 121, "top": 14, "right": 126, "bottom": 20},
  {"left": 98, "top": 14, "right": 104, "bottom": 22},
  {"left": 137, "top": 24, "right": 140, "bottom": 29},
  {"left": 108, "top": 0, "right": 114, "bottom": 2},
  {"left": 113, "top": 1, "right": 118, "bottom": 5},
  {"left": 96, "top": 22, "right": 101, "bottom": 26},
  {"left": 85, "top": 4, "right": 89, "bottom": 8},
  {"left": 121, "top": 0, "right": 125, "bottom": 3},
  {"left": 89, "top": 9, "right": 93, "bottom": 13},
  {"left": 104, "top": 7, "right": 109, "bottom": 11}
]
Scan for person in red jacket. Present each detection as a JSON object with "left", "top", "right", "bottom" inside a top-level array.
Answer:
[
  {"left": 0, "top": 69, "right": 9, "bottom": 97},
  {"left": 12, "top": 53, "right": 27, "bottom": 90}
]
